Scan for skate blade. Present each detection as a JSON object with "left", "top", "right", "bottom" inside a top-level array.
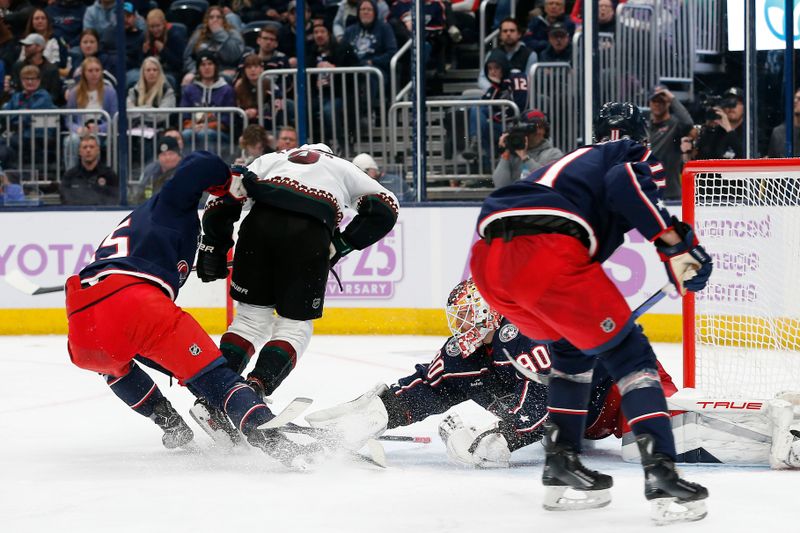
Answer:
[
  {"left": 650, "top": 498, "right": 708, "bottom": 525},
  {"left": 189, "top": 403, "right": 238, "bottom": 449},
  {"left": 542, "top": 486, "right": 612, "bottom": 511}
]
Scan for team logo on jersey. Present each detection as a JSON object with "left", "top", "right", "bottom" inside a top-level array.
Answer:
[
  {"left": 445, "top": 337, "right": 462, "bottom": 357},
  {"left": 189, "top": 343, "right": 202, "bottom": 356},
  {"left": 312, "top": 298, "right": 321, "bottom": 309},
  {"left": 177, "top": 260, "right": 189, "bottom": 283},
  {"left": 498, "top": 323, "right": 519, "bottom": 343},
  {"left": 600, "top": 318, "right": 616, "bottom": 333}
]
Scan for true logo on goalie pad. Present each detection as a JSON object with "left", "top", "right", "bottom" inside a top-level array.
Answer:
[
  {"left": 498, "top": 323, "right": 519, "bottom": 342},
  {"left": 189, "top": 343, "right": 202, "bottom": 356},
  {"left": 600, "top": 317, "right": 616, "bottom": 333}
]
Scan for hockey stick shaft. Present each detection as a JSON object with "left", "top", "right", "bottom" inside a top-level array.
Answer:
[
  {"left": 283, "top": 423, "right": 430, "bottom": 444},
  {"left": 503, "top": 283, "right": 674, "bottom": 384},
  {"left": 4, "top": 262, "right": 235, "bottom": 296}
]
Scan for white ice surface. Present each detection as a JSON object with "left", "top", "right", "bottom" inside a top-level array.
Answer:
[{"left": 1, "top": 336, "right": 797, "bottom": 532}]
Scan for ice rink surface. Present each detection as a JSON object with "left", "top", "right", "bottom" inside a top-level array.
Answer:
[{"left": 1, "top": 335, "right": 797, "bottom": 533}]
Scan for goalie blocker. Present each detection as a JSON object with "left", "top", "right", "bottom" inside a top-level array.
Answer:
[{"left": 621, "top": 390, "right": 800, "bottom": 469}]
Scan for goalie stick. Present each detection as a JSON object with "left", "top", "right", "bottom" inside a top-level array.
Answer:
[
  {"left": 279, "top": 422, "right": 431, "bottom": 444},
  {"left": 503, "top": 283, "right": 673, "bottom": 384},
  {"left": 4, "top": 262, "right": 235, "bottom": 296}
]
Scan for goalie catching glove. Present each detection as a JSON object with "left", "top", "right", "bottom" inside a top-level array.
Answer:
[
  {"left": 438, "top": 413, "right": 511, "bottom": 468},
  {"left": 656, "top": 217, "right": 713, "bottom": 295},
  {"left": 196, "top": 236, "right": 229, "bottom": 282}
]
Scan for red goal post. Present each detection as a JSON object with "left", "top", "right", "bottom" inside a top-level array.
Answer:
[{"left": 681, "top": 158, "right": 800, "bottom": 399}]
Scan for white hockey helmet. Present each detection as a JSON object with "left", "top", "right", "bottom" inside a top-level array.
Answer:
[
  {"left": 353, "top": 153, "right": 379, "bottom": 172},
  {"left": 301, "top": 143, "right": 334, "bottom": 154},
  {"left": 446, "top": 278, "right": 502, "bottom": 357}
]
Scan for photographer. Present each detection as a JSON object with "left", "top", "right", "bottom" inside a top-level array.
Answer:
[
  {"left": 695, "top": 87, "right": 745, "bottom": 160},
  {"left": 492, "top": 108, "right": 563, "bottom": 188}
]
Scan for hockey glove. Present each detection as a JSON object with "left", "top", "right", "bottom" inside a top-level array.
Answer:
[
  {"left": 196, "top": 236, "right": 229, "bottom": 282},
  {"left": 438, "top": 414, "right": 511, "bottom": 468},
  {"left": 656, "top": 217, "right": 713, "bottom": 295},
  {"left": 329, "top": 228, "right": 355, "bottom": 267}
]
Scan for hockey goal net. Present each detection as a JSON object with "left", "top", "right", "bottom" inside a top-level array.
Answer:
[{"left": 682, "top": 159, "right": 800, "bottom": 399}]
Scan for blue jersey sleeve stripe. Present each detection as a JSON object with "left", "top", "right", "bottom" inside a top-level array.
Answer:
[{"left": 623, "top": 162, "right": 669, "bottom": 233}]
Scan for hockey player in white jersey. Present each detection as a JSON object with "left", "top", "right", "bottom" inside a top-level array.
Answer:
[{"left": 193, "top": 144, "right": 399, "bottom": 438}]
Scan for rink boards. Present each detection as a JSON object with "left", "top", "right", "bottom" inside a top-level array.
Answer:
[{"left": 0, "top": 206, "right": 682, "bottom": 338}]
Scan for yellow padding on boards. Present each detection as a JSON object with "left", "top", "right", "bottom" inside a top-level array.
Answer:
[{"left": 0, "top": 308, "right": 681, "bottom": 341}]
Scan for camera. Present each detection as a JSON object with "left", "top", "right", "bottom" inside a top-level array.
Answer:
[
  {"left": 700, "top": 95, "right": 723, "bottom": 122},
  {"left": 506, "top": 129, "right": 528, "bottom": 151}
]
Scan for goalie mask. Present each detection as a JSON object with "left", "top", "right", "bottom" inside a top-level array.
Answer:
[{"left": 446, "top": 278, "right": 502, "bottom": 357}]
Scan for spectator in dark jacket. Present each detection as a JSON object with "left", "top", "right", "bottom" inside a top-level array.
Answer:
[
  {"left": 142, "top": 8, "right": 186, "bottom": 90},
  {"left": 695, "top": 86, "right": 745, "bottom": 160},
  {"left": 46, "top": 0, "right": 86, "bottom": 49},
  {"left": 478, "top": 17, "right": 532, "bottom": 91},
  {"left": 646, "top": 84, "right": 693, "bottom": 200},
  {"left": 767, "top": 87, "right": 800, "bottom": 158},
  {"left": 180, "top": 50, "right": 236, "bottom": 149},
  {"left": 523, "top": 0, "right": 575, "bottom": 53},
  {"left": 100, "top": 2, "right": 143, "bottom": 89},
  {"left": 60, "top": 134, "right": 119, "bottom": 205},
  {"left": 536, "top": 22, "right": 572, "bottom": 63},
  {"left": 344, "top": 0, "right": 397, "bottom": 78},
  {"left": 306, "top": 21, "right": 360, "bottom": 149},
  {"left": 278, "top": 0, "right": 315, "bottom": 67}
]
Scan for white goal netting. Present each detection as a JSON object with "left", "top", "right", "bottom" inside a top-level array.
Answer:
[{"left": 688, "top": 166, "right": 800, "bottom": 399}]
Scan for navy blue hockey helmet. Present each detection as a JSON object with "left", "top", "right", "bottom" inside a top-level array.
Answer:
[{"left": 593, "top": 101, "right": 648, "bottom": 143}]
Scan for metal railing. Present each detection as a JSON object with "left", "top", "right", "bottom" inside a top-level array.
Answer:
[
  {"left": 257, "top": 66, "right": 387, "bottom": 162},
  {"left": 389, "top": 98, "right": 520, "bottom": 197},
  {"left": 616, "top": 2, "right": 658, "bottom": 107},
  {"left": 390, "top": 39, "right": 413, "bottom": 103},
  {"left": 478, "top": 0, "right": 499, "bottom": 76},
  {"left": 0, "top": 108, "right": 113, "bottom": 184},
  {"left": 112, "top": 106, "right": 248, "bottom": 182},
  {"left": 692, "top": 0, "right": 722, "bottom": 55},
  {"left": 527, "top": 63, "right": 580, "bottom": 153}
]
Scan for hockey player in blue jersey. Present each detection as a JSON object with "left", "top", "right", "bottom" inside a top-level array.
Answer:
[
  {"left": 470, "top": 102, "right": 713, "bottom": 524},
  {"left": 66, "top": 151, "right": 313, "bottom": 466},
  {"left": 304, "top": 278, "right": 678, "bottom": 468}
]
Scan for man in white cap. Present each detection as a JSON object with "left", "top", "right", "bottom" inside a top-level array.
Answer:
[
  {"left": 353, "top": 152, "right": 414, "bottom": 202},
  {"left": 10, "top": 33, "right": 63, "bottom": 105}
]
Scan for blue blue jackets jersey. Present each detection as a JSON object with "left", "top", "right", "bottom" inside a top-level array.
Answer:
[
  {"left": 387, "top": 318, "right": 615, "bottom": 450},
  {"left": 477, "top": 139, "right": 670, "bottom": 262},
  {"left": 80, "top": 151, "right": 231, "bottom": 300}
]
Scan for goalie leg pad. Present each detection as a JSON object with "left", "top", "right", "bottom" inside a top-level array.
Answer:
[{"left": 305, "top": 383, "right": 389, "bottom": 450}]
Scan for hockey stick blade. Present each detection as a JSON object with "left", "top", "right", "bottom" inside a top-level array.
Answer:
[
  {"left": 503, "top": 284, "right": 673, "bottom": 384},
  {"left": 257, "top": 397, "right": 314, "bottom": 430},
  {"left": 4, "top": 270, "right": 64, "bottom": 295}
]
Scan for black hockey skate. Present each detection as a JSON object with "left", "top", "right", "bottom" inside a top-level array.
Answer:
[
  {"left": 189, "top": 398, "right": 242, "bottom": 449},
  {"left": 541, "top": 422, "right": 613, "bottom": 511},
  {"left": 247, "top": 428, "right": 322, "bottom": 470},
  {"left": 150, "top": 398, "right": 194, "bottom": 449},
  {"left": 636, "top": 434, "right": 708, "bottom": 525}
]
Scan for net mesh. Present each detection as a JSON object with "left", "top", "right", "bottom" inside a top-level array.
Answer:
[{"left": 692, "top": 169, "right": 800, "bottom": 398}]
